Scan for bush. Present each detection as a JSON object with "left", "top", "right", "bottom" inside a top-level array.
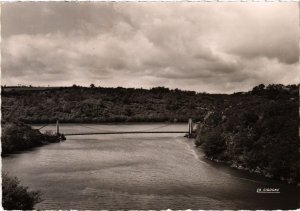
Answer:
[{"left": 2, "top": 173, "right": 41, "bottom": 210}]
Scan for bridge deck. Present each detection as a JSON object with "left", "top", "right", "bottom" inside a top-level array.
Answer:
[{"left": 64, "top": 131, "right": 188, "bottom": 136}]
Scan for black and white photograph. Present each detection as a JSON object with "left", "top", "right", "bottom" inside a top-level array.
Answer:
[{"left": 1, "top": 2, "right": 299, "bottom": 210}]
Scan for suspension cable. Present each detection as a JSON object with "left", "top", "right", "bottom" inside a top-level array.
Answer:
[
  {"left": 37, "top": 124, "right": 50, "bottom": 130},
  {"left": 76, "top": 122, "right": 174, "bottom": 133},
  {"left": 76, "top": 124, "right": 117, "bottom": 133}
]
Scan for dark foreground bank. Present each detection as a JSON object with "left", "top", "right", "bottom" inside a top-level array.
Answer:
[{"left": 2, "top": 173, "right": 41, "bottom": 210}]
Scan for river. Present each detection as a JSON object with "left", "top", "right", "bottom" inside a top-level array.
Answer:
[{"left": 2, "top": 124, "right": 299, "bottom": 209}]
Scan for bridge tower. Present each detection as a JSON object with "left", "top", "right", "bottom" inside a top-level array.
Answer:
[
  {"left": 56, "top": 120, "right": 60, "bottom": 135},
  {"left": 188, "top": 118, "right": 193, "bottom": 137}
]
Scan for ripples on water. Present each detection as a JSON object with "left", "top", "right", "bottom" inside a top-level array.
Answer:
[{"left": 2, "top": 124, "right": 299, "bottom": 210}]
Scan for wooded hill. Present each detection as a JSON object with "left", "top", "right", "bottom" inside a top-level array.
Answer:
[{"left": 1, "top": 86, "right": 224, "bottom": 123}]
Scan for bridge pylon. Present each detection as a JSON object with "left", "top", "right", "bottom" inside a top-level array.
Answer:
[
  {"left": 56, "top": 120, "right": 60, "bottom": 135},
  {"left": 188, "top": 118, "right": 193, "bottom": 137}
]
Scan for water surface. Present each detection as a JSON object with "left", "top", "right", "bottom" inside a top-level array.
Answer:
[{"left": 2, "top": 124, "right": 299, "bottom": 209}]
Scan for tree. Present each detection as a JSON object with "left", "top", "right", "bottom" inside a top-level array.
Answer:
[
  {"left": 90, "top": 84, "right": 95, "bottom": 88},
  {"left": 251, "top": 84, "right": 265, "bottom": 95}
]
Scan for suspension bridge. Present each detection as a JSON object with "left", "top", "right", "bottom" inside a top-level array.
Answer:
[{"left": 37, "top": 119, "right": 198, "bottom": 138}]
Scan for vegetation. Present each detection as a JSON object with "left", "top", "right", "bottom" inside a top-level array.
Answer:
[
  {"left": 1, "top": 86, "right": 221, "bottom": 123},
  {"left": 195, "top": 84, "right": 299, "bottom": 184},
  {"left": 2, "top": 173, "right": 41, "bottom": 210},
  {"left": 1, "top": 120, "right": 61, "bottom": 155}
]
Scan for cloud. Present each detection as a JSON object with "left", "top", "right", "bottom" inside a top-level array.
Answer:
[{"left": 1, "top": 2, "right": 299, "bottom": 93}]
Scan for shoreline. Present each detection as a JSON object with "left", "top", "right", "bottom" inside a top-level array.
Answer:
[
  {"left": 180, "top": 137, "right": 299, "bottom": 187},
  {"left": 203, "top": 154, "right": 299, "bottom": 186}
]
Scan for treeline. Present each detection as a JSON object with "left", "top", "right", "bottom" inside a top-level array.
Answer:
[
  {"left": 195, "top": 84, "right": 299, "bottom": 184},
  {"left": 2, "top": 120, "right": 61, "bottom": 155},
  {"left": 1, "top": 86, "right": 222, "bottom": 123}
]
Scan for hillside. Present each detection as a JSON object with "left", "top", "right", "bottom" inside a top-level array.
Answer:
[
  {"left": 195, "top": 84, "right": 299, "bottom": 184},
  {"left": 1, "top": 86, "right": 224, "bottom": 123}
]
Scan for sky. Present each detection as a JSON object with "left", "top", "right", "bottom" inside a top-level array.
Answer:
[{"left": 1, "top": 2, "right": 299, "bottom": 93}]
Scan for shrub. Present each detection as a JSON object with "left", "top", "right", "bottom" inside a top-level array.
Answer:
[{"left": 2, "top": 173, "right": 41, "bottom": 210}]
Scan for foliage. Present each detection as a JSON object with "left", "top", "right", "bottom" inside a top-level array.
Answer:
[
  {"left": 196, "top": 84, "right": 299, "bottom": 183},
  {"left": 2, "top": 173, "right": 41, "bottom": 210}
]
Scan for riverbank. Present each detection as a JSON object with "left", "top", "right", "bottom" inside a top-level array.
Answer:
[{"left": 1, "top": 121, "right": 63, "bottom": 155}]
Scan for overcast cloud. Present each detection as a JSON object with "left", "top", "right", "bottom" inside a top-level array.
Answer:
[{"left": 1, "top": 2, "right": 299, "bottom": 93}]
